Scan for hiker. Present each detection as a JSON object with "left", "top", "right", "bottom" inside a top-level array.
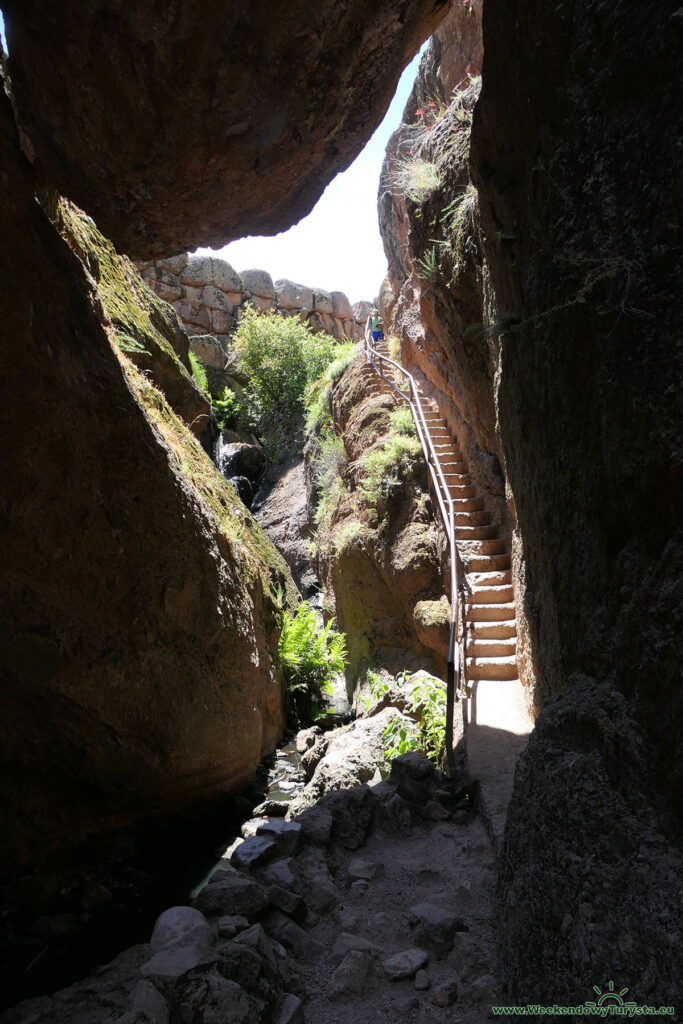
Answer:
[{"left": 370, "top": 309, "right": 384, "bottom": 343}]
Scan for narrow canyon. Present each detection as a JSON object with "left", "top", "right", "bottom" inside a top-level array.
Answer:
[{"left": 0, "top": 2, "right": 680, "bottom": 1023}]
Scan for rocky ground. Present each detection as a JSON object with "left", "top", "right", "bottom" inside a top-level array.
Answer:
[{"left": 1, "top": 684, "right": 501, "bottom": 1024}]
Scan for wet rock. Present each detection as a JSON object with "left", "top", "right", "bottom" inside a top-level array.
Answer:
[
  {"left": 265, "top": 912, "right": 325, "bottom": 961},
  {"left": 150, "top": 906, "right": 215, "bottom": 953},
  {"left": 256, "top": 820, "right": 302, "bottom": 858},
  {"left": 217, "top": 441, "right": 265, "bottom": 482},
  {"left": 230, "top": 835, "right": 277, "bottom": 872},
  {"left": 217, "top": 914, "right": 249, "bottom": 939},
  {"left": 140, "top": 944, "right": 218, "bottom": 982},
  {"left": 383, "top": 948, "right": 429, "bottom": 980},
  {"left": 228, "top": 474, "right": 253, "bottom": 507},
  {"left": 193, "top": 872, "right": 268, "bottom": 920},
  {"left": 326, "top": 950, "right": 373, "bottom": 998},
  {"left": 408, "top": 902, "right": 467, "bottom": 958},
  {"left": 300, "top": 737, "right": 328, "bottom": 780}
]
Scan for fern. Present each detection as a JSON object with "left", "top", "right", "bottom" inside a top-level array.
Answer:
[{"left": 278, "top": 604, "right": 347, "bottom": 721}]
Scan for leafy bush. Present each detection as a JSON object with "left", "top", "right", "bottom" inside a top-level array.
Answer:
[
  {"left": 311, "top": 428, "right": 347, "bottom": 493},
  {"left": 213, "top": 385, "right": 242, "bottom": 430},
  {"left": 188, "top": 351, "right": 210, "bottom": 398},
  {"left": 234, "top": 305, "right": 337, "bottom": 463},
  {"left": 381, "top": 673, "right": 447, "bottom": 768},
  {"left": 278, "top": 603, "right": 347, "bottom": 722}
]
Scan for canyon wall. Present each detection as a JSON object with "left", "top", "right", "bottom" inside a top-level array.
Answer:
[
  {"left": 380, "top": 0, "right": 682, "bottom": 1007},
  {"left": 0, "top": 69, "right": 300, "bottom": 879}
]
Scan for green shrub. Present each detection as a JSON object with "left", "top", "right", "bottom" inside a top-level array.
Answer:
[
  {"left": 388, "top": 405, "right": 416, "bottom": 437},
  {"left": 278, "top": 603, "right": 347, "bottom": 722},
  {"left": 305, "top": 341, "right": 358, "bottom": 435},
  {"left": 213, "top": 385, "right": 242, "bottom": 430},
  {"left": 381, "top": 673, "right": 447, "bottom": 768},
  {"left": 234, "top": 305, "right": 337, "bottom": 463},
  {"left": 312, "top": 428, "right": 347, "bottom": 493},
  {"left": 188, "top": 351, "right": 210, "bottom": 398}
]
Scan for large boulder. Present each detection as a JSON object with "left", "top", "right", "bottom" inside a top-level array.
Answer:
[
  {"left": 2, "top": 1, "right": 449, "bottom": 257},
  {"left": 275, "top": 280, "right": 314, "bottom": 313}
]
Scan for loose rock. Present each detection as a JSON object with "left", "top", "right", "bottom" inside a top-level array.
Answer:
[{"left": 382, "top": 948, "right": 429, "bottom": 980}]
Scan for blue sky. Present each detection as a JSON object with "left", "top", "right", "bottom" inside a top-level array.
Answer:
[
  {"left": 198, "top": 47, "right": 424, "bottom": 304},
  {"left": 0, "top": 12, "right": 6, "bottom": 52}
]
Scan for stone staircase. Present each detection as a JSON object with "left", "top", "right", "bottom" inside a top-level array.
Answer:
[{"left": 366, "top": 338, "right": 533, "bottom": 853}]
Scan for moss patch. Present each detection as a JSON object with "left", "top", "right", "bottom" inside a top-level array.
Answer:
[{"left": 122, "top": 355, "right": 298, "bottom": 611}]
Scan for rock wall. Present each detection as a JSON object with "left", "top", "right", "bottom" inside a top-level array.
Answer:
[
  {"left": 309, "top": 356, "right": 448, "bottom": 687},
  {"left": 472, "top": 0, "right": 682, "bottom": 1005},
  {"left": 0, "top": 71, "right": 298, "bottom": 886},
  {"left": 136, "top": 254, "right": 368, "bottom": 355},
  {"left": 379, "top": 0, "right": 683, "bottom": 1008},
  {"left": 2, "top": 0, "right": 449, "bottom": 257}
]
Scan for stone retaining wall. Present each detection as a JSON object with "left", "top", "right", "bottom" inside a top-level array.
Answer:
[{"left": 136, "top": 254, "right": 371, "bottom": 354}]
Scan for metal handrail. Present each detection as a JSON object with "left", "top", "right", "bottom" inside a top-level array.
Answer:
[{"left": 364, "top": 319, "right": 467, "bottom": 771}]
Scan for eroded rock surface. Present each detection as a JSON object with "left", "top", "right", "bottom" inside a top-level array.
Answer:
[{"left": 4, "top": 0, "right": 450, "bottom": 256}]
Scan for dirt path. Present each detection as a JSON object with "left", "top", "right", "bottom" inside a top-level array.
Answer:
[{"left": 297, "top": 807, "right": 500, "bottom": 1022}]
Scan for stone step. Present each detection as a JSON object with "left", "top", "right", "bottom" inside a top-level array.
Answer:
[
  {"left": 465, "top": 602, "right": 516, "bottom": 622},
  {"left": 437, "top": 460, "right": 468, "bottom": 472},
  {"left": 466, "top": 656, "right": 518, "bottom": 681},
  {"left": 443, "top": 472, "right": 472, "bottom": 484},
  {"left": 463, "top": 538, "right": 506, "bottom": 556},
  {"left": 448, "top": 484, "right": 477, "bottom": 498},
  {"left": 454, "top": 510, "right": 489, "bottom": 526},
  {"left": 454, "top": 524, "right": 499, "bottom": 540},
  {"left": 465, "top": 553, "right": 510, "bottom": 572},
  {"left": 467, "top": 637, "right": 517, "bottom": 657},
  {"left": 469, "top": 619, "right": 517, "bottom": 639},
  {"left": 470, "top": 584, "right": 514, "bottom": 604},
  {"left": 468, "top": 569, "right": 512, "bottom": 586},
  {"left": 451, "top": 497, "right": 485, "bottom": 512}
]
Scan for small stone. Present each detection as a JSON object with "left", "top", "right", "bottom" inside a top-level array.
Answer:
[
  {"left": 414, "top": 969, "right": 430, "bottom": 991},
  {"left": 375, "top": 793, "right": 412, "bottom": 835},
  {"left": 262, "top": 858, "right": 297, "bottom": 890},
  {"left": 217, "top": 914, "right": 249, "bottom": 939},
  {"left": 252, "top": 799, "right": 289, "bottom": 817},
  {"left": 383, "top": 948, "right": 429, "bottom": 980},
  {"left": 295, "top": 725, "right": 322, "bottom": 754},
  {"left": 150, "top": 906, "right": 214, "bottom": 953},
  {"left": 266, "top": 911, "right": 325, "bottom": 960},
  {"left": 274, "top": 993, "right": 305, "bottom": 1024},
  {"left": 351, "top": 880, "right": 369, "bottom": 895},
  {"left": 326, "top": 950, "right": 372, "bottom": 998},
  {"left": 268, "top": 885, "right": 307, "bottom": 924},
  {"left": 430, "top": 972, "right": 459, "bottom": 1007},
  {"left": 234, "top": 922, "right": 277, "bottom": 968},
  {"left": 140, "top": 944, "right": 217, "bottom": 981},
  {"left": 421, "top": 799, "right": 451, "bottom": 821},
  {"left": 471, "top": 973, "right": 498, "bottom": 1002},
  {"left": 348, "top": 856, "right": 383, "bottom": 882},
  {"left": 331, "top": 932, "right": 385, "bottom": 962},
  {"left": 409, "top": 902, "right": 467, "bottom": 957},
  {"left": 230, "top": 835, "right": 277, "bottom": 871}
]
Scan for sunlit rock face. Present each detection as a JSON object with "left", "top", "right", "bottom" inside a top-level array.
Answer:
[{"left": 3, "top": 0, "right": 450, "bottom": 258}]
